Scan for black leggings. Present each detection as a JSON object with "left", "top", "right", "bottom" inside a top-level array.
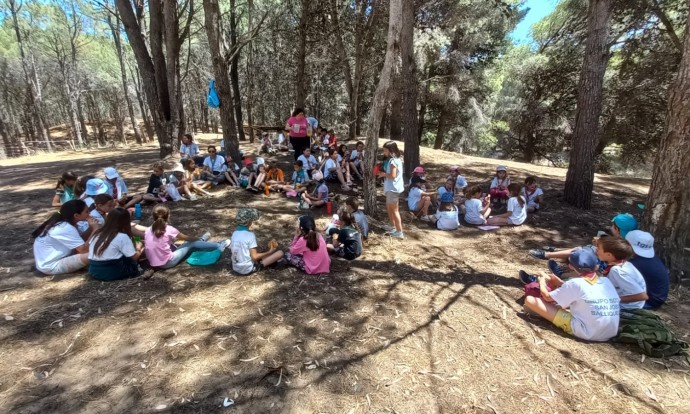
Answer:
[{"left": 290, "top": 136, "right": 310, "bottom": 161}]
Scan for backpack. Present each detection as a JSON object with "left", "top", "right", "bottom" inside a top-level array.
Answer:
[
  {"left": 207, "top": 80, "right": 220, "bottom": 108},
  {"left": 614, "top": 308, "right": 690, "bottom": 362}
]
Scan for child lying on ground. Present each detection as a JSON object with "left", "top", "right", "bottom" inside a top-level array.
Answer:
[
  {"left": 521, "top": 248, "right": 620, "bottom": 342},
  {"left": 230, "top": 208, "right": 284, "bottom": 275}
]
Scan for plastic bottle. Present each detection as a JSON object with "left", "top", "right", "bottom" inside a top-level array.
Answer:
[
  {"left": 264, "top": 184, "right": 270, "bottom": 196},
  {"left": 134, "top": 203, "right": 142, "bottom": 220},
  {"left": 326, "top": 201, "right": 332, "bottom": 215}
]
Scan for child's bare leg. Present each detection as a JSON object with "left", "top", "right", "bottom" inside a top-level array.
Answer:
[
  {"left": 122, "top": 194, "right": 143, "bottom": 209},
  {"left": 224, "top": 171, "right": 238, "bottom": 186},
  {"left": 142, "top": 194, "right": 160, "bottom": 203},
  {"left": 527, "top": 206, "right": 536, "bottom": 213},
  {"left": 482, "top": 208, "right": 492, "bottom": 219},
  {"left": 261, "top": 250, "right": 284, "bottom": 266},
  {"left": 545, "top": 248, "right": 577, "bottom": 260},
  {"left": 131, "top": 223, "right": 147, "bottom": 237},
  {"left": 486, "top": 216, "right": 511, "bottom": 226},
  {"left": 523, "top": 296, "right": 559, "bottom": 322},
  {"left": 254, "top": 173, "right": 266, "bottom": 187},
  {"left": 336, "top": 169, "right": 348, "bottom": 186},
  {"left": 248, "top": 173, "right": 257, "bottom": 186},
  {"left": 420, "top": 196, "right": 431, "bottom": 216}
]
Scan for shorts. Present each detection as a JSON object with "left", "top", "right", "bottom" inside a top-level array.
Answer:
[
  {"left": 465, "top": 217, "right": 487, "bottom": 226},
  {"left": 552, "top": 309, "right": 574, "bottom": 335},
  {"left": 40, "top": 254, "right": 87, "bottom": 276},
  {"left": 385, "top": 191, "right": 401, "bottom": 204},
  {"left": 284, "top": 252, "right": 306, "bottom": 271},
  {"left": 235, "top": 261, "right": 261, "bottom": 275}
]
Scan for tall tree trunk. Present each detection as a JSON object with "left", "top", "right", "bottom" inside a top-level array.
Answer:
[
  {"left": 389, "top": 76, "right": 402, "bottom": 141},
  {"left": 644, "top": 6, "right": 690, "bottom": 283},
  {"left": 434, "top": 108, "right": 447, "bottom": 150},
  {"left": 400, "top": 0, "right": 419, "bottom": 180},
  {"left": 109, "top": 13, "right": 143, "bottom": 145},
  {"left": 363, "top": 0, "right": 402, "bottom": 217},
  {"left": 246, "top": 0, "right": 256, "bottom": 143},
  {"left": 563, "top": 0, "right": 613, "bottom": 209},
  {"left": 203, "top": 0, "right": 241, "bottom": 162},
  {"left": 295, "top": 0, "right": 309, "bottom": 109},
  {"left": 77, "top": 96, "right": 89, "bottom": 145},
  {"left": 230, "top": 0, "right": 246, "bottom": 141},
  {"left": 130, "top": 64, "right": 154, "bottom": 142}
]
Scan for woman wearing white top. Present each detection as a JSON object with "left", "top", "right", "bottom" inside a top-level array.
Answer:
[
  {"left": 377, "top": 141, "right": 405, "bottom": 239},
  {"left": 32, "top": 200, "right": 99, "bottom": 275}
]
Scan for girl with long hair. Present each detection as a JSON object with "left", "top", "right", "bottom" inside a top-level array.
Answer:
[
  {"left": 144, "top": 205, "right": 230, "bottom": 269},
  {"left": 284, "top": 215, "right": 330, "bottom": 274},
  {"left": 377, "top": 141, "right": 405, "bottom": 238},
  {"left": 487, "top": 183, "right": 527, "bottom": 226},
  {"left": 51, "top": 171, "right": 78, "bottom": 207},
  {"left": 88, "top": 208, "right": 151, "bottom": 280},
  {"left": 32, "top": 199, "right": 98, "bottom": 275}
]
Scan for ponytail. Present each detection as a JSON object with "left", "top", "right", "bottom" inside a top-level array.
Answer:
[
  {"left": 305, "top": 230, "right": 319, "bottom": 251},
  {"left": 151, "top": 205, "right": 170, "bottom": 238},
  {"left": 508, "top": 183, "right": 524, "bottom": 207},
  {"left": 56, "top": 171, "right": 77, "bottom": 190},
  {"left": 32, "top": 199, "right": 86, "bottom": 238},
  {"left": 298, "top": 214, "right": 319, "bottom": 251},
  {"left": 338, "top": 207, "right": 361, "bottom": 235}
]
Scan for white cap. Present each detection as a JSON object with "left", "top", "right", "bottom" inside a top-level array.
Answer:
[
  {"left": 104, "top": 167, "right": 119, "bottom": 179},
  {"left": 311, "top": 170, "right": 324, "bottom": 181},
  {"left": 172, "top": 164, "right": 185, "bottom": 173},
  {"left": 496, "top": 165, "right": 507, "bottom": 172},
  {"left": 256, "top": 157, "right": 265, "bottom": 166},
  {"left": 625, "top": 230, "right": 655, "bottom": 258}
]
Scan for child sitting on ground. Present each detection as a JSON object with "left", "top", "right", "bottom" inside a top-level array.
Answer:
[
  {"left": 298, "top": 147, "right": 319, "bottom": 179},
  {"left": 327, "top": 207, "right": 363, "bottom": 260},
  {"left": 238, "top": 161, "right": 253, "bottom": 189},
  {"left": 486, "top": 183, "right": 526, "bottom": 226},
  {"left": 248, "top": 163, "right": 267, "bottom": 193},
  {"left": 229, "top": 208, "right": 284, "bottom": 275},
  {"left": 223, "top": 155, "right": 241, "bottom": 187},
  {"left": 625, "top": 230, "right": 670, "bottom": 309},
  {"left": 284, "top": 215, "right": 331, "bottom": 274},
  {"left": 260, "top": 133, "right": 276, "bottom": 155},
  {"left": 88, "top": 207, "right": 151, "bottom": 281},
  {"left": 52, "top": 171, "right": 78, "bottom": 207},
  {"left": 300, "top": 170, "right": 328, "bottom": 209},
  {"left": 90, "top": 194, "right": 117, "bottom": 226},
  {"left": 408, "top": 176, "right": 435, "bottom": 221},
  {"left": 349, "top": 141, "right": 365, "bottom": 179},
  {"left": 345, "top": 197, "right": 369, "bottom": 240},
  {"left": 184, "top": 159, "right": 213, "bottom": 194},
  {"left": 431, "top": 192, "right": 460, "bottom": 231},
  {"left": 266, "top": 161, "right": 285, "bottom": 185},
  {"left": 145, "top": 162, "right": 171, "bottom": 203},
  {"left": 144, "top": 205, "right": 230, "bottom": 269},
  {"left": 489, "top": 165, "right": 511, "bottom": 205},
  {"left": 523, "top": 176, "right": 544, "bottom": 213},
  {"left": 104, "top": 167, "right": 144, "bottom": 209},
  {"left": 449, "top": 166, "right": 468, "bottom": 194},
  {"left": 168, "top": 164, "right": 198, "bottom": 200},
  {"left": 464, "top": 186, "right": 491, "bottom": 225},
  {"left": 596, "top": 236, "right": 648, "bottom": 310},
  {"left": 521, "top": 249, "right": 620, "bottom": 342},
  {"left": 323, "top": 149, "right": 352, "bottom": 191}
]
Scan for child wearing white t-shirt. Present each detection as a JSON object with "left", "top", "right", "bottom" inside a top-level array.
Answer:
[
  {"left": 463, "top": 186, "right": 491, "bottom": 225},
  {"left": 596, "top": 237, "right": 648, "bottom": 309},
  {"left": 486, "top": 183, "right": 526, "bottom": 226},
  {"left": 523, "top": 176, "right": 544, "bottom": 213},
  {"left": 431, "top": 192, "right": 460, "bottom": 230},
  {"left": 349, "top": 141, "right": 365, "bottom": 179},
  {"left": 408, "top": 176, "right": 435, "bottom": 221},
  {"left": 301, "top": 171, "right": 328, "bottom": 209},
  {"left": 298, "top": 147, "right": 319, "bottom": 178},
  {"left": 522, "top": 248, "right": 620, "bottom": 341},
  {"left": 230, "top": 208, "right": 283, "bottom": 275}
]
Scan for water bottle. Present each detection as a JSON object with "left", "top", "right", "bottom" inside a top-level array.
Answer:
[{"left": 134, "top": 203, "right": 142, "bottom": 220}]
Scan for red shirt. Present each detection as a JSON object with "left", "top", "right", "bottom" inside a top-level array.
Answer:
[{"left": 287, "top": 116, "right": 308, "bottom": 137}]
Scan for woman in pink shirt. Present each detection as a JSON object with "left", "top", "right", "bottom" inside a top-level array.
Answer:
[
  {"left": 285, "top": 108, "right": 309, "bottom": 161},
  {"left": 284, "top": 215, "right": 330, "bottom": 274}
]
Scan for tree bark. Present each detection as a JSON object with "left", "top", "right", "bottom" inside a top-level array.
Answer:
[
  {"left": 363, "top": 0, "right": 402, "bottom": 217},
  {"left": 229, "top": 0, "right": 246, "bottom": 141},
  {"left": 434, "top": 108, "right": 447, "bottom": 150},
  {"left": 389, "top": 75, "right": 402, "bottom": 141},
  {"left": 109, "top": 13, "right": 143, "bottom": 145},
  {"left": 400, "top": 0, "right": 419, "bottom": 180},
  {"left": 203, "top": 0, "right": 241, "bottom": 162},
  {"left": 563, "top": 0, "right": 613, "bottom": 209},
  {"left": 644, "top": 6, "right": 690, "bottom": 282},
  {"left": 295, "top": 0, "right": 309, "bottom": 109}
]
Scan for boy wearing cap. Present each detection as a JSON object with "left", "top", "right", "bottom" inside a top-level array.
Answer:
[
  {"left": 625, "top": 230, "right": 670, "bottom": 309},
  {"left": 103, "top": 167, "right": 143, "bottom": 209},
  {"left": 229, "top": 208, "right": 283, "bottom": 275},
  {"left": 522, "top": 249, "right": 620, "bottom": 342},
  {"left": 596, "top": 237, "right": 648, "bottom": 309}
]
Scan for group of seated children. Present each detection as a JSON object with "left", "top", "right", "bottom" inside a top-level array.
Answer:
[
  {"left": 518, "top": 213, "right": 670, "bottom": 342},
  {"left": 406, "top": 164, "right": 543, "bottom": 230}
]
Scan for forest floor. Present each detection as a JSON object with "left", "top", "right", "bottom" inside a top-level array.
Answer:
[{"left": 0, "top": 135, "right": 689, "bottom": 414}]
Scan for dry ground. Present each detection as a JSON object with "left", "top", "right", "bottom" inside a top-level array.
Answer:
[{"left": 0, "top": 136, "right": 688, "bottom": 414}]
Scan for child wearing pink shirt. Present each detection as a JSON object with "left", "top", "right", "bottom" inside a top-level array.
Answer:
[
  {"left": 144, "top": 205, "right": 230, "bottom": 269},
  {"left": 284, "top": 215, "right": 330, "bottom": 274}
]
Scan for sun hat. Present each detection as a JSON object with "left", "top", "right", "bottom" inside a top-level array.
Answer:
[
  {"left": 625, "top": 230, "right": 655, "bottom": 258},
  {"left": 235, "top": 208, "right": 260, "bottom": 226},
  {"left": 256, "top": 157, "right": 265, "bottom": 166},
  {"left": 311, "top": 170, "right": 324, "bottom": 181},
  {"left": 104, "top": 167, "right": 119, "bottom": 180},
  {"left": 496, "top": 165, "right": 507, "bottom": 172},
  {"left": 85, "top": 178, "right": 108, "bottom": 196},
  {"left": 440, "top": 192, "right": 454, "bottom": 203},
  {"left": 172, "top": 164, "right": 185, "bottom": 173},
  {"left": 568, "top": 248, "right": 598, "bottom": 272},
  {"left": 449, "top": 166, "right": 460, "bottom": 172},
  {"left": 612, "top": 213, "right": 638, "bottom": 237},
  {"left": 413, "top": 166, "right": 425, "bottom": 174}
]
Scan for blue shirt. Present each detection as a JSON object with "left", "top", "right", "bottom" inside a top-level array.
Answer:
[
  {"left": 383, "top": 157, "right": 404, "bottom": 193},
  {"left": 628, "top": 256, "right": 670, "bottom": 309}
]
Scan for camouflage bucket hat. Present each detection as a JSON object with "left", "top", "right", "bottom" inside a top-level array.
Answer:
[{"left": 236, "top": 208, "right": 260, "bottom": 226}]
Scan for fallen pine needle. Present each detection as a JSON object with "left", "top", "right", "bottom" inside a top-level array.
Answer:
[
  {"left": 240, "top": 356, "right": 259, "bottom": 362},
  {"left": 275, "top": 368, "right": 283, "bottom": 386},
  {"left": 546, "top": 375, "right": 555, "bottom": 397}
]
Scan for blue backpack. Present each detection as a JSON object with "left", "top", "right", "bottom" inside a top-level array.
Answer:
[{"left": 207, "top": 80, "right": 220, "bottom": 108}]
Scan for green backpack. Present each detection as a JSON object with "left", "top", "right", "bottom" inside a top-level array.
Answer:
[{"left": 614, "top": 308, "right": 690, "bottom": 362}]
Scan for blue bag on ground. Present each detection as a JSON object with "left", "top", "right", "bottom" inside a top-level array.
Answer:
[
  {"left": 186, "top": 249, "right": 221, "bottom": 266},
  {"left": 207, "top": 80, "right": 220, "bottom": 108}
]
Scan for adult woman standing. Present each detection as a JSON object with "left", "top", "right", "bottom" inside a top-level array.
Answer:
[
  {"left": 377, "top": 141, "right": 405, "bottom": 239},
  {"left": 285, "top": 108, "right": 310, "bottom": 161}
]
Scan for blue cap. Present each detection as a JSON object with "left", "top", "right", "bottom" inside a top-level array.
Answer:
[
  {"left": 612, "top": 213, "right": 638, "bottom": 237},
  {"left": 440, "top": 192, "right": 454, "bottom": 203},
  {"left": 569, "top": 249, "right": 598, "bottom": 272}
]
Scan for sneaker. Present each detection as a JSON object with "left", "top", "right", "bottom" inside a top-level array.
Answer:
[
  {"left": 390, "top": 230, "right": 405, "bottom": 239},
  {"left": 199, "top": 231, "right": 211, "bottom": 242},
  {"left": 382, "top": 224, "right": 395, "bottom": 232},
  {"left": 218, "top": 239, "right": 231, "bottom": 251},
  {"left": 298, "top": 201, "right": 310, "bottom": 210},
  {"left": 420, "top": 215, "right": 432, "bottom": 222},
  {"left": 542, "top": 246, "right": 556, "bottom": 252},
  {"left": 528, "top": 249, "right": 547, "bottom": 260},
  {"left": 341, "top": 185, "right": 352, "bottom": 192},
  {"left": 189, "top": 195, "right": 198, "bottom": 201},
  {"left": 519, "top": 270, "right": 537, "bottom": 285},
  {"left": 548, "top": 259, "right": 568, "bottom": 277},
  {"left": 141, "top": 268, "right": 155, "bottom": 280}
]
